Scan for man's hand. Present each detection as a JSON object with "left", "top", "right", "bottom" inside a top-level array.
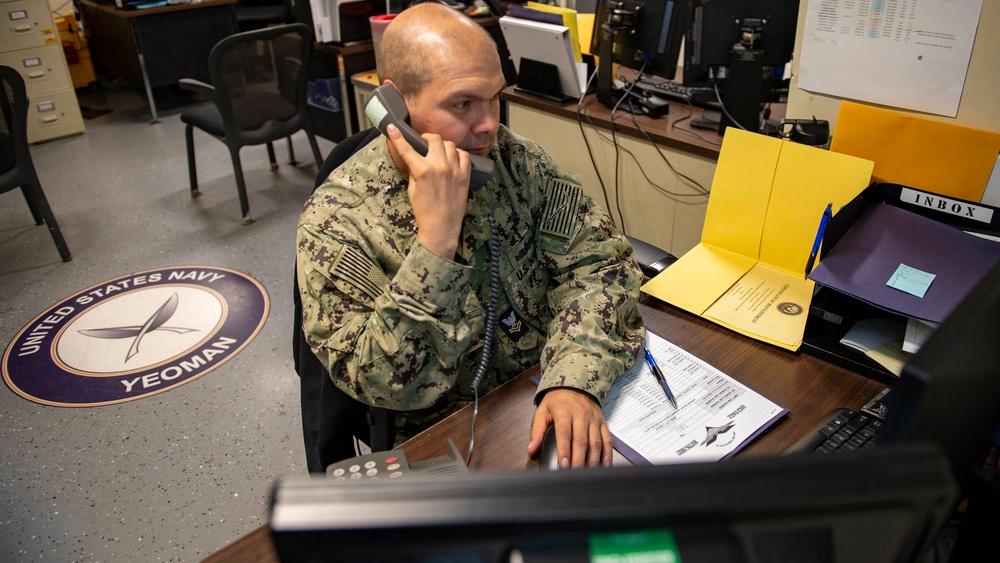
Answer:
[
  {"left": 528, "top": 388, "right": 613, "bottom": 468},
  {"left": 386, "top": 123, "right": 471, "bottom": 258}
]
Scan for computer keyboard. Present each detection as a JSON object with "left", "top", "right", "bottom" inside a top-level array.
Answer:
[
  {"left": 787, "top": 388, "right": 892, "bottom": 454},
  {"left": 631, "top": 74, "right": 721, "bottom": 110},
  {"left": 793, "top": 408, "right": 882, "bottom": 454}
]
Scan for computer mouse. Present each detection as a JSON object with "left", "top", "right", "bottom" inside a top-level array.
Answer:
[{"left": 539, "top": 425, "right": 560, "bottom": 471}]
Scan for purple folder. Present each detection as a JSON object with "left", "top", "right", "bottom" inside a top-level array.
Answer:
[{"left": 808, "top": 203, "right": 1000, "bottom": 323}]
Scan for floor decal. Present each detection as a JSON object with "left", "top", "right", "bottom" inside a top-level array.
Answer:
[{"left": 3, "top": 266, "right": 269, "bottom": 407}]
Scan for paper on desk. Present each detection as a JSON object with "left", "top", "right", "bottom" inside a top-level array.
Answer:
[
  {"left": 830, "top": 102, "right": 1000, "bottom": 202},
  {"left": 641, "top": 129, "right": 874, "bottom": 350},
  {"left": 864, "top": 338, "right": 909, "bottom": 377},
  {"left": 839, "top": 318, "right": 905, "bottom": 353},
  {"left": 808, "top": 203, "right": 1000, "bottom": 323},
  {"left": 903, "top": 318, "right": 938, "bottom": 354},
  {"left": 603, "top": 331, "right": 788, "bottom": 465}
]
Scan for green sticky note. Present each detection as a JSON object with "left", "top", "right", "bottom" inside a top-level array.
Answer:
[
  {"left": 589, "top": 529, "right": 681, "bottom": 563},
  {"left": 887, "top": 264, "right": 935, "bottom": 298}
]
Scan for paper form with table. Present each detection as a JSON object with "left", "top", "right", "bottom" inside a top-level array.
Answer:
[
  {"left": 797, "top": 0, "right": 983, "bottom": 117},
  {"left": 603, "top": 331, "right": 787, "bottom": 465},
  {"left": 640, "top": 129, "right": 875, "bottom": 351}
]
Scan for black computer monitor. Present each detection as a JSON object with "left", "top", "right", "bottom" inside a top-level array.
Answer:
[
  {"left": 591, "top": 0, "right": 687, "bottom": 108},
  {"left": 270, "top": 444, "right": 957, "bottom": 562},
  {"left": 877, "top": 257, "right": 1000, "bottom": 491},
  {"left": 682, "top": 0, "right": 799, "bottom": 132}
]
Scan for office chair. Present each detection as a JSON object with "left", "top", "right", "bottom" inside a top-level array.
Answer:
[
  {"left": 294, "top": 127, "right": 394, "bottom": 473},
  {"left": 0, "top": 65, "right": 72, "bottom": 262},
  {"left": 624, "top": 235, "right": 677, "bottom": 280},
  {"left": 179, "top": 23, "right": 323, "bottom": 225},
  {"left": 235, "top": 0, "right": 293, "bottom": 32}
]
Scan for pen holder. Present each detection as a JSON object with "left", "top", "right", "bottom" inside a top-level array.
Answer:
[{"left": 779, "top": 117, "right": 831, "bottom": 149}]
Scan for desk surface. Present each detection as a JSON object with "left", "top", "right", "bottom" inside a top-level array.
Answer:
[
  {"left": 79, "top": 0, "right": 236, "bottom": 18},
  {"left": 203, "top": 296, "right": 885, "bottom": 562},
  {"left": 502, "top": 85, "right": 786, "bottom": 162},
  {"left": 501, "top": 88, "right": 719, "bottom": 161}
]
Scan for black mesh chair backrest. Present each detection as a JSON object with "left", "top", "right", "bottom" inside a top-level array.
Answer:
[
  {"left": 179, "top": 23, "right": 321, "bottom": 225},
  {"left": 1, "top": 68, "right": 23, "bottom": 175},
  {"left": 210, "top": 24, "right": 312, "bottom": 142}
]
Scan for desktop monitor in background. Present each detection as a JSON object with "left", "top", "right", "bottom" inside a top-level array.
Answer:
[
  {"left": 270, "top": 444, "right": 957, "bottom": 562},
  {"left": 682, "top": 0, "right": 799, "bottom": 133},
  {"left": 590, "top": 0, "right": 686, "bottom": 109}
]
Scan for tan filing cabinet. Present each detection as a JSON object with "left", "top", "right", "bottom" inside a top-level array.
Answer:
[{"left": 1, "top": 0, "right": 84, "bottom": 143}]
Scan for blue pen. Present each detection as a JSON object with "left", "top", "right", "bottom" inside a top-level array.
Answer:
[
  {"left": 644, "top": 348, "right": 678, "bottom": 409},
  {"left": 804, "top": 202, "right": 833, "bottom": 277}
]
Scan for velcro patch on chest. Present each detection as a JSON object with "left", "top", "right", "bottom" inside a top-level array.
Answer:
[
  {"left": 331, "top": 245, "right": 391, "bottom": 302},
  {"left": 540, "top": 177, "right": 581, "bottom": 240},
  {"left": 539, "top": 177, "right": 583, "bottom": 254}
]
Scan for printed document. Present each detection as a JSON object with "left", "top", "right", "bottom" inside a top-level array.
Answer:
[
  {"left": 604, "top": 331, "right": 788, "bottom": 465},
  {"left": 797, "top": 0, "right": 983, "bottom": 117}
]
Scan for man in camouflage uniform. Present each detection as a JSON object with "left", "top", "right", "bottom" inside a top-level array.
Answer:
[{"left": 297, "top": 2, "right": 644, "bottom": 469}]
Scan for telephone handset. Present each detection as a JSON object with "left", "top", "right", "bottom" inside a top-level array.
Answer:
[{"left": 364, "top": 84, "right": 495, "bottom": 189}]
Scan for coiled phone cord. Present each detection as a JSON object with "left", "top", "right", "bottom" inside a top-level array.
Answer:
[{"left": 466, "top": 183, "right": 501, "bottom": 465}]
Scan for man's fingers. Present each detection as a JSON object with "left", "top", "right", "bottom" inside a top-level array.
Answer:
[
  {"left": 601, "top": 422, "right": 614, "bottom": 467},
  {"left": 386, "top": 123, "right": 422, "bottom": 164}
]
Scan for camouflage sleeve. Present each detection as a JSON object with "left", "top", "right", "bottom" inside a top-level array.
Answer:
[
  {"left": 297, "top": 224, "right": 476, "bottom": 411},
  {"left": 533, "top": 168, "right": 646, "bottom": 405}
]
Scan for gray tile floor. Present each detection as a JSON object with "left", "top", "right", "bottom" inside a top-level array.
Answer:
[{"left": 1, "top": 80, "right": 337, "bottom": 561}]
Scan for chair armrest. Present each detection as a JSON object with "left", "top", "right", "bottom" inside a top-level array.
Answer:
[{"left": 178, "top": 78, "right": 215, "bottom": 101}]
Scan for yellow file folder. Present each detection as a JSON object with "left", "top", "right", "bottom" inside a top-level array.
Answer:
[
  {"left": 527, "top": 1, "right": 582, "bottom": 62},
  {"left": 641, "top": 129, "right": 875, "bottom": 351},
  {"left": 830, "top": 101, "right": 1000, "bottom": 202}
]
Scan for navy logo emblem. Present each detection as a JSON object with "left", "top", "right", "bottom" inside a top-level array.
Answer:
[
  {"left": 702, "top": 421, "right": 736, "bottom": 447},
  {"left": 777, "top": 302, "right": 803, "bottom": 316},
  {"left": 2, "top": 266, "right": 269, "bottom": 407}
]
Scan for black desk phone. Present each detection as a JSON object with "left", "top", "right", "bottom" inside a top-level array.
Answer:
[
  {"left": 325, "top": 439, "right": 469, "bottom": 481},
  {"left": 363, "top": 84, "right": 495, "bottom": 189}
]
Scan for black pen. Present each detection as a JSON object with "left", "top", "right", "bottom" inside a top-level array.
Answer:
[{"left": 644, "top": 348, "right": 678, "bottom": 409}]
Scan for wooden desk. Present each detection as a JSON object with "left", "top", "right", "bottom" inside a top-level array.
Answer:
[
  {"left": 503, "top": 87, "right": 785, "bottom": 258},
  {"left": 78, "top": 0, "right": 237, "bottom": 123},
  {"left": 203, "top": 296, "right": 884, "bottom": 562}
]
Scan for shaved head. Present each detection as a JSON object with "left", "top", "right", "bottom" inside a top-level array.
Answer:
[{"left": 377, "top": 2, "right": 500, "bottom": 97}]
